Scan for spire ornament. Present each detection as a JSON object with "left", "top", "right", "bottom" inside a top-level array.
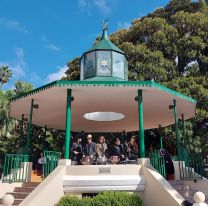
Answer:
[
  {"left": 101, "top": 18, "right": 109, "bottom": 39},
  {"left": 101, "top": 18, "right": 108, "bottom": 31}
]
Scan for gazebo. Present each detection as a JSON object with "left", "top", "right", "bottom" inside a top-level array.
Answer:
[{"left": 8, "top": 21, "right": 196, "bottom": 161}]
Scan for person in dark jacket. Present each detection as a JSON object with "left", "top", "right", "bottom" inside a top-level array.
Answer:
[
  {"left": 83, "top": 134, "right": 96, "bottom": 157},
  {"left": 71, "top": 136, "right": 83, "bottom": 165},
  {"left": 160, "top": 149, "right": 175, "bottom": 180},
  {"left": 111, "top": 138, "right": 125, "bottom": 160}
]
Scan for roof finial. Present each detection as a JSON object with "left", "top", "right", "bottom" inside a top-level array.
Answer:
[{"left": 101, "top": 18, "right": 109, "bottom": 39}]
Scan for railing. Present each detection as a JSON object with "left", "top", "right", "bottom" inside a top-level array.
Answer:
[
  {"left": 42, "top": 150, "right": 61, "bottom": 179},
  {"left": 148, "top": 150, "right": 166, "bottom": 178},
  {"left": 179, "top": 152, "right": 204, "bottom": 180},
  {"left": 2, "top": 154, "right": 29, "bottom": 183}
]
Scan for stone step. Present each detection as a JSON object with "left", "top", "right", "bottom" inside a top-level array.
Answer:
[
  {"left": 22, "top": 182, "right": 40, "bottom": 188},
  {"left": 14, "top": 187, "right": 35, "bottom": 193},
  {"left": 7, "top": 192, "right": 29, "bottom": 199}
]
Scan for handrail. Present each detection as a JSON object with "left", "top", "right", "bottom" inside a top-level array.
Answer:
[
  {"left": 148, "top": 150, "right": 166, "bottom": 178},
  {"left": 42, "top": 150, "right": 61, "bottom": 179},
  {"left": 2, "top": 154, "right": 29, "bottom": 183}
]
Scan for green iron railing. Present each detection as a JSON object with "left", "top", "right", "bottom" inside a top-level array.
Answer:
[
  {"left": 179, "top": 151, "right": 204, "bottom": 180},
  {"left": 42, "top": 150, "right": 61, "bottom": 179},
  {"left": 3, "top": 154, "right": 29, "bottom": 183},
  {"left": 148, "top": 150, "right": 166, "bottom": 178}
]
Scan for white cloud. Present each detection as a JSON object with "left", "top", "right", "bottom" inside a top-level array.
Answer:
[
  {"left": 46, "top": 65, "right": 67, "bottom": 82},
  {"left": 78, "top": 0, "right": 116, "bottom": 15},
  {"left": 46, "top": 44, "right": 60, "bottom": 52},
  {"left": 0, "top": 18, "right": 28, "bottom": 34},
  {"left": 117, "top": 21, "right": 131, "bottom": 29},
  {"left": 41, "top": 35, "right": 61, "bottom": 52},
  {"left": 93, "top": 0, "right": 111, "bottom": 14},
  {"left": 0, "top": 47, "right": 26, "bottom": 79}
]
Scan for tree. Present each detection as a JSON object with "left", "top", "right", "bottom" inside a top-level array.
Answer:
[
  {"left": 14, "top": 81, "right": 34, "bottom": 96},
  {"left": 0, "top": 65, "right": 12, "bottom": 87},
  {"left": 63, "top": 0, "right": 208, "bottom": 159}
]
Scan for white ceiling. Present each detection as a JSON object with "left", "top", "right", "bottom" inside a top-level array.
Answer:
[{"left": 9, "top": 85, "right": 196, "bottom": 132}]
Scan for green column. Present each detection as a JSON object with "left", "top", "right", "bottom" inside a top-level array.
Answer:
[
  {"left": 25, "top": 99, "right": 34, "bottom": 155},
  {"left": 181, "top": 114, "right": 186, "bottom": 146},
  {"left": 43, "top": 125, "right": 47, "bottom": 151},
  {"left": 172, "top": 99, "right": 180, "bottom": 160},
  {"left": 64, "top": 89, "right": 73, "bottom": 159},
  {"left": 19, "top": 114, "right": 24, "bottom": 147},
  {"left": 136, "top": 90, "right": 145, "bottom": 158},
  {"left": 159, "top": 125, "right": 163, "bottom": 149}
]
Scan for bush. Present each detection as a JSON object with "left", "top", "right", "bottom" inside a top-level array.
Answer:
[{"left": 57, "top": 191, "right": 143, "bottom": 206}]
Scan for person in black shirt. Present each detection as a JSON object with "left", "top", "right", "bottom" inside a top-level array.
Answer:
[
  {"left": 71, "top": 136, "right": 83, "bottom": 165},
  {"left": 160, "top": 149, "right": 175, "bottom": 180},
  {"left": 111, "top": 138, "right": 125, "bottom": 160}
]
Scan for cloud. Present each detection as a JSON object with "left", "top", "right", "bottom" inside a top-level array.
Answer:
[
  {"left": 0, "top": 18, "right": 28, "bottom": 34},
  {"left": 78, "top": 0, "right": 116, "bottom": 15},
  {"left": 46, "top": 44, "right": 60, "bottom": 52},
  {"left": 46, "top": 65, "right": 67, "bottom": 82},
  {"left": 93, "top": 0, "right": 111, "bottom": 14},
  {"left": 41, "top": 35, "right": 61, "bottom": 52},
  {"left": 117, "top": 21, "right": 131, "bottom": 29},
  {"left": 0, "top": 47, "right": 26, "bottom": 79}
]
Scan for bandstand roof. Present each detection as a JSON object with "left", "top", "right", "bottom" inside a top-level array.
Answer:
[{"left": 9, "top": 80, "right": 196, "bottom": 132}]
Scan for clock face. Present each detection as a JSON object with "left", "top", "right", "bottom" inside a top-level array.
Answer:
[{"left": 97, "top": 56, "right": 111, "bottom": 76}]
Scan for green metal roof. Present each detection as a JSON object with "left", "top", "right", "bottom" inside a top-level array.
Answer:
[
  {"left": 9, "top": 80, "right": 196, "bottom": 104},
  {"left": 85, "top": 30, "right": 125, "bottom": 54}
]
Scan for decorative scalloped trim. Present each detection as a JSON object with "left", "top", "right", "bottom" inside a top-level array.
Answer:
[{"left": 10, "top": 80, "right": 196, "bottom": 104}]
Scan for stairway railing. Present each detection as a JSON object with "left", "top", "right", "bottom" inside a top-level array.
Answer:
[
  {"left": 148, "top": 150, "right": 166, "bottom": 178},
  {"left": 42, "top": 150, "right": 61, "bottom": 179},
  {"left": 179, "top": 148, "right": 204, "bottom": 180},
  {"left": 2, "top": 154, "right": 29, "bottom": 183}
]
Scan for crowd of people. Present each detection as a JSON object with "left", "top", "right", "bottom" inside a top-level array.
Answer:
[{"left": 70, "top": 134, "right": 139, "bottom": 165}]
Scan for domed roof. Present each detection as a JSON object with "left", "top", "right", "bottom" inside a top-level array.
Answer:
[{"left": 85, "top": 20, "right": 125, "bottom": 55}]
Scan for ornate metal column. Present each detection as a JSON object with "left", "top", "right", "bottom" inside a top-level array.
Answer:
[
  {"left": 169, "top": 99, "right": 180, "bottom": 160},
  {"left": 159, "top": 125, "right": 163, "bottom": 149},
  {"left": 64, "top": 89, "right": 74, "bottom": 159},
  {"left": 181, "top": 114, "right": 186, "bottom": 147},
  {"left": 25, "top": 99, "right": 39, "bottom": 155},
  {"left": 135, "top": 90, "right": 145, "bottom": 158},
  {"left": 19, "top": 114, "right": 24, "bottom": 147}
]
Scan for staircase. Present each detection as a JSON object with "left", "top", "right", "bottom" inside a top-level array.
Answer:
[
  {"left": 0, "top": 182, "right": 40, "bottom": 206},
  {"left": 169, "top": 180, "right": 208, "bottom": 204}
]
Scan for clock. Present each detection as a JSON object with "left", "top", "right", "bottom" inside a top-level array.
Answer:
[{"left": 97, "top": 56, "right": 111, "bottom": 76}]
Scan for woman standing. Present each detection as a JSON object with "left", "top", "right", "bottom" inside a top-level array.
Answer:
[{"left": 127, "top": 137, "right": 138, "bottom": 160}]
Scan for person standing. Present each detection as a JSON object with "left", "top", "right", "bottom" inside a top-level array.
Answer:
[
  {"left": 111, "top": 138, "right": 125, "bottom": 160},
  {"left": 127, "top": 137, "right": 138, "bottom": 160},
  {"left": 71, "top": 136, "right": 83, "bottom": 165},
  {"left": 160, "top": 149, "right": 175, "bottom": 180},
  {"left": 96, "top": 136, "right": 108, "bottom": 157},
  {"left": 83, "top": 134, "right": 96, "bottom": 157}
]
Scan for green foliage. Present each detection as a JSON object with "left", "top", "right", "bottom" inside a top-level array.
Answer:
[
  {"left": 57, "top": 192, "right": 143, "bottom": 206},
  {"left": 0, "top": 65, "right": 12, "bottom": 86},
  {"left": 63, "top": 1, "right": 208, "bottom": 159}
]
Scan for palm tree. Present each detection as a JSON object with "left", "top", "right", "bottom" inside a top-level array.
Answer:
[{"left": 0, "top": 65, "right": 12, "bottom": 88}]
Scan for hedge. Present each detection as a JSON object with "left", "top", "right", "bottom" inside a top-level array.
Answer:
[{"left": 57, "top": 191, "right": 143, "bottom": 206}]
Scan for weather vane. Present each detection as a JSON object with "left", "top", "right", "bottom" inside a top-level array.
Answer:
[{"left": 101, "top": 18, "right": 109, "bottom": 31}]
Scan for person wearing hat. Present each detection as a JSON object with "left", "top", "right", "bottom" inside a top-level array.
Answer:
[
  {"left": 83, "top": 134, "right": 96, "bottom": 158},
  {"left": 71, "top": 136, "right": 83, "bottom": 165}
]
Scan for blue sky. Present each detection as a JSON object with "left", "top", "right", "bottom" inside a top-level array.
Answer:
[{"left": 0, "top": 0, "right": 169, "bottom": 90}]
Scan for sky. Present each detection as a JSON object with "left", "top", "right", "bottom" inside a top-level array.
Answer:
[{"left": 0, "top": 0, "right": 169, "bottom": 90}]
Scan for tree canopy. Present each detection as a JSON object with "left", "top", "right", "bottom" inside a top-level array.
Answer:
[{"left": 64, "top": 0, "right": 208, "bottom": 156}]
